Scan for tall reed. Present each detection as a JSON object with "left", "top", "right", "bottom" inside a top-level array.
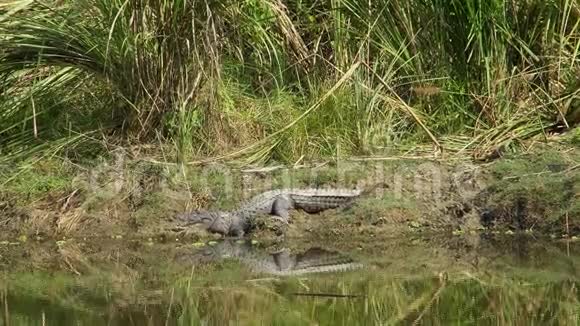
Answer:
[{"left": 1, "top": 0, "right": 579, "bottom": 163}]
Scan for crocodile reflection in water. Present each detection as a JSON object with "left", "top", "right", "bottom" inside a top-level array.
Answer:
[{"left": 179, "top": 240, "right": 364, "bottom": 276}]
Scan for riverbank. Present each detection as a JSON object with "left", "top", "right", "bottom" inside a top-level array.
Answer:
[
  {"left": 1, "top": 140, "right": 578, "bottom": 242},
  {"left": 1, "top": 0, "right": 579, "bottom": 242}
]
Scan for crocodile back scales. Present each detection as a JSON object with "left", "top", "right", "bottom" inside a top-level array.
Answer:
[
  {"left": 175, "top": 184, "right": 385, "bottom": 236},
  {"left": 187, "top": 240, "right": 364, "bottom": 276},
  {"left": 237, "top": 188, "right": 363, "bottom": 215}
]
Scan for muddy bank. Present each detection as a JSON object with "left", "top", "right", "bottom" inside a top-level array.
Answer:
[{"left": 0, "top": 148, "right": 578, "bottom": 240}]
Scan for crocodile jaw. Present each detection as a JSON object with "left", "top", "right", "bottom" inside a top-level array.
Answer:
[
  {"left": 174, "top": 211, "right": 237, "bottom": 236},
  {"left": 174, "top": 211, "right": 212, "bottom": 226}
]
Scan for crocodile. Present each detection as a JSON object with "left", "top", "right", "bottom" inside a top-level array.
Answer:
[
  {"left": 177, "top": 239, "right": 363, "bottom": 276},
  {"left": 174, "top": 184, "right": 385, "bottom": 237}
]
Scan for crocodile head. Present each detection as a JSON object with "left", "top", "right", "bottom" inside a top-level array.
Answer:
[{"left": 174, "top": 211, "right": 217, "bottom": 226}]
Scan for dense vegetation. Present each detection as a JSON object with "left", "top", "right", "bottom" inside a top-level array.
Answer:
[{"left": 1, "top": 0, "right": 579, "bottom": 164}]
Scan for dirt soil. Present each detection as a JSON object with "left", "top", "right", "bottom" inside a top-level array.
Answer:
[{"left": 0, "top": 147, "right": 578, "bottom": 242}]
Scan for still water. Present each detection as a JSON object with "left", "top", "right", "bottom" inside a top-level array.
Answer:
[{"left": 0, "top": 235, "right": 579, "bottom": 325}]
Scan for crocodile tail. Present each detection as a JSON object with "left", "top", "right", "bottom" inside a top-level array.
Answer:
[
  {"left": 350, "top": 181, "right": 388, "bottom": 198},
  {"left": 289, "top": 262, "right": 364, "bottom": 275},
  {"left": 267, "top": 248, "right": 363, "bottom": 276},
  {"left": 291, "top": 182, "right": 388, "bottom": 213},
  {"left": 333, "top": 182, "right": 388, "bottom": 211},
  {"left": 293, "top": 248, "right": 360, "bottom": 271}
]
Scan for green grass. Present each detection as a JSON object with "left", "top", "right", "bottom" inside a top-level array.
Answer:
[
  {"left": 481, "top": 150, "right": 580, "bottom": 233},
  {"left": 0, "top": 160, "right": 73, "bottom": 203},
  {"left": 490, "top": 150, "right": 572, "bottom": 177},
  {"left": 0, "top": 0, "right": 579, "bottom": 164}
]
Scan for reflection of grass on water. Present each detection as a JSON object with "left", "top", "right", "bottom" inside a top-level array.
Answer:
[
  {"left": 171, "top": 271, "right": 579, "bottom": 325},
  {"left": 1, "top": 272, "right": 579, "bottom": 325},
  {"left": 1, "top": 240, "right": 579, "bottom": 325}
]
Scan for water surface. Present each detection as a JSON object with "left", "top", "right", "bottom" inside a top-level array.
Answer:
[{"left": 0, "top": 235, "right": 579, "bottom": 325}]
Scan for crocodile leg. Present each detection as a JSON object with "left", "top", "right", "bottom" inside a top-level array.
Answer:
[
  {"left": 271, "top": 195, "right": 293, "bottom": 224},
  {"left": 272, "top": 250, "right": 294, "bottom": 271},
  {"left": 228, "top": 229, "right": 245, "bottom": 238}
]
